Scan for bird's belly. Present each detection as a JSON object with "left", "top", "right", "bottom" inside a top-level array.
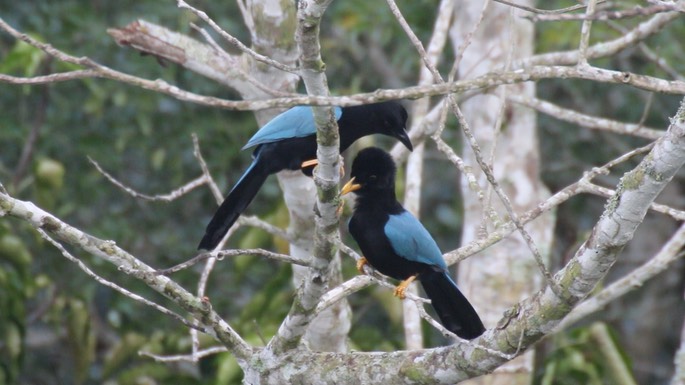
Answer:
[{"left": 364, "top": 251, "right": 428, "bottom": 281}]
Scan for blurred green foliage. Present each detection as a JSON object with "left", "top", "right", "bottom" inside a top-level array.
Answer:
[
  {"left": 535, "top": 323, "right": 636, "bottom": 385},
  {"left": 0, "top": 0, "right": 684, "bottom": 384}
]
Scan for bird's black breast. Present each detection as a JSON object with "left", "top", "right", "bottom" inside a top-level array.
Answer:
[{"left": 349, "top": 208, "right": 431, "bottom": 280}]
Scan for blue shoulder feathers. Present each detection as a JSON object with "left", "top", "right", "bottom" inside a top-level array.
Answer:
[
  {"left": 383, "top": 211, "right": 447, "bottom": 270},
  {"left": 242, "top": 106, "right": 343, "bottom": 150}
]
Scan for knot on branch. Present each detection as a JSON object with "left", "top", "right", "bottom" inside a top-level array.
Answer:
[{"left": 618, "top": 72, "right": 632, "bottom": 83}]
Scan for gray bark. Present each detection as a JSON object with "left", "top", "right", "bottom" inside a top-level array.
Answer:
[{"left": 450, "top": 2, "right": 552, "bottom": 383}]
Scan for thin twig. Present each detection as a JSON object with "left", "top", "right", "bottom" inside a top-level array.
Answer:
[
  {"left": 443, "top": 142, "right": 657, "bottom": 265},
  {"left": 578, "top": 0, "right": 598, "bottom": 66},
  {"left": 157, "top": 248, "right": 312, "bottom": 275},
  {"left": 12, "top": 84, "right": 48, "bottom": 187},
  {"left": 88, "top": 157, "right": 206, "bottom": 202},
  {"left": 514, "top": 11, "right": 681, "bottom": 69},
  {"left": 528, "top": 3, "right": 682, "bottom": 22},
  {"left": 508, "top": 94, "right": 663, "bottom": 140},
  {"left": 580, "top": 181, "right": 685, "bottom": 221},
  {"left": 36, "top": 228, "right": 202, "bottom": 332},
  {"left": 558, "top": 222, "right": 685, "bottom": 329},
  {"left": 0, "top": 70, "right": 100, "bottom": 84},
  {"left": 192, "top": 133, "right": 224, "bottom": 204},
  {"left": 2, "top": 16, "right": 685, "bottom": 107},
  {"left": 189, "top": 23, "right": 295, "bottom": 98},
  {"left": 492, "top": 0, "right": 601, "bottom": 15},
  {"left": 177, "top": 0, "right": 298, "bottom": 74},
  {"left": 605, "top": 19, "right": 685, "bottom": 82},
  {"left": 387, "top": 0, "right": 558, "bottom": 294},
  {"left": 141, "top": 346, "right": 228, "bottom": 362}
]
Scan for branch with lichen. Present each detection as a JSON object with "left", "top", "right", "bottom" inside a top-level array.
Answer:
[
  {"left": 0, "top": 189, "right": 254, "bottom": 365},
  {"left": 2, "top": 16, "right": 685, "bottom": 114},
  {"left": 237, "top": 96, "right": 685, "bottom": 384}
]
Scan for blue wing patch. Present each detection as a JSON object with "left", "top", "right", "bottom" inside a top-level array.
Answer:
[
  {"left": 384, "top": 211, "right": 447, "bottom": 270},
  {"left": 229, "top": 154, "right": 259, "bottom": 194},
  {"left": 242, "top": 106, "right": 343, "bottom": 150}
]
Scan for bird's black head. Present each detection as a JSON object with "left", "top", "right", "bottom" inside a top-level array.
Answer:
[
  {"left": 374, "top": 101, "right": 412, "bottom": 151},
  {"left": 341, "top": 147, "right": 397, "bottom": 199},
  {"left": 342, "top": 101, "right": 413, "bottom": 151}
]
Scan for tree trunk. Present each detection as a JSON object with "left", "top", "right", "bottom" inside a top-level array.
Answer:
[
  {"left": 451, "top": 2, "right": 553, "bottom": 383},
  {"left": 249, "top": 0, "right": 351, "bottom": 353}
]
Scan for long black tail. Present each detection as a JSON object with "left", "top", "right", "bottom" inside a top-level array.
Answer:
[
  {"left": 420, "top": 270, "right": 485, "bottom": 340},
  {"left": 198, "top": 158, "right": 269, "bottom": 250}
]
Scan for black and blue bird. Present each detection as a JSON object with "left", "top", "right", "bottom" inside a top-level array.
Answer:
[
  {"left": 198, "top": 101, "right": 413, "bottom": 250},
  {"left": 341, "top": 147, "right": 485, "bottom": 340}
]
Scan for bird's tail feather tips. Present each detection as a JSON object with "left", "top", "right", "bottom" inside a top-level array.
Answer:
[{"left": 420, "top": 270, "right": 485, "bottom": 340}]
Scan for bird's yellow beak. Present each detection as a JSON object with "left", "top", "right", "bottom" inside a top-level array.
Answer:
[{"left": 341, "top": 177, "right": 361, "bottom": 195}]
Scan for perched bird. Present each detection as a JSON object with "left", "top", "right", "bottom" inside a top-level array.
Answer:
[
  {"left": 198, "top": 101, "right": 413, "bottom": 250},
  {"left": 341, "top": 147, "right": 485, "bottom": 340}
]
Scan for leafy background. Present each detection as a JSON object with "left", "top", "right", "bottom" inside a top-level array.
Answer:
[{"left": 1, "top": 0, "right": 684, "bottom": 384}]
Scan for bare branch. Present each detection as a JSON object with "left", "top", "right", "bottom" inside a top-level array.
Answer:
[
  {"left": 314, "top": 275, "right": 375, "bottom": 315},
  {"left": 36, "top": 228, "right": 200, "bottom": 332},
  {"left": 177, "top": 0, "right": 298, "bottom": 74},
  {"left": 559, "top": 222, "right": 685, "bottom": 329},
  {"left": 606, "top": 18, "right": 685, "bottom": 82},
  {"left": 528, "top": 3, "right": 684, "bottom": 22},
  {"left": 0, "top": 190, "right": 254, "bottom": 361},
  {"left": 443, "top": 142, "right": 657, "bottom": 265},
  {"left": 385, "top": 0, "right": 443, "bottom": 83},
  {"left": 3, "top": 17, "right": 684, "bottom": 112},
  {"left": 89, "top": 157, "right": 206, "bottom": 202},
  {"left": 189, "top": 23, "right": 294, "bottom": 97},
  {"left": 388, "top": 0, "right": 557, "bottom": 295},
  {"left": 578, "top": 0, "right": 598, "bottom": 66},
  {"left": 508, "top": 94, "right": 664, "bottom": 140},
  {"left": 580, "top": 181, "right": 685, "bottom": 221},
  {"left": 0, "top": 70, "right": 99, "bottom": 84},
  {"left": 262, "top": 96, "right": 685, "bottom": 384},
  {"left": 192, "top": 133, "right": 224, "bottom": 204},
  {"left": 157, "top": 248, "right": 313, "bottom": 275},
  {"left": 516, "top": 10, "right": 681, "bottom": 68},
  {"left": 492, "top": 0, "right": 599, "bottom": 15},
  {"left": 141, "top": 346, "right": 228, "bottom": 362},
  {"left": 265, "top": 0, "right": 342, "bottom": 356}
]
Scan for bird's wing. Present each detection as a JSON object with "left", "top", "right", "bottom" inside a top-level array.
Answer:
[
  {"left": 242, "top": 106, "right": 343, "bottom": 150},
  {"left": 383, "top": 211, "right": 447, "bottom": 270}
]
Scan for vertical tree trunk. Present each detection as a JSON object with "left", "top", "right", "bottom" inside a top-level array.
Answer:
[
  {"left": 247, "top": 0, "right": 351, "bottom": 352},
  {"left": 451, "top": 2, "right": 554, "bottom": 383}
]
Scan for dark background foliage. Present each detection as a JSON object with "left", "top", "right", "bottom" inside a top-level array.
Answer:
[{"left": 1, "top": 1, "right": 683, "bottom": 384}]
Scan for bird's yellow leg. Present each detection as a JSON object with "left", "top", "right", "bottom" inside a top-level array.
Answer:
[
  {"left": 356, "top": 257, "right": 368, "bottom": 274},
  {"left": 301, "top": 159, "right": 345, "bottom": 176},
  {"left": 393, "top": 275, "right": 417, "bottom": 299},
  {"left": 301, "top": 159, "right": 318, "bottom": 169}
]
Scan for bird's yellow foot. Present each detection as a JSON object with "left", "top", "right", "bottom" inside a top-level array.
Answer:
[
  {"left": 393, "top": 275, "right": 417, "bottom": 299},
  {"left": 356, "top": 257, "right": 368, "bottom": 274},
  {"left": 301, "top": 159, "right": 318, "bottom": 169},
  {"left": 336, "top": 200, "right": 345, "bottom": 216},
  {"left": 301, "top": 159, "right": 345, "bottom": 177}
]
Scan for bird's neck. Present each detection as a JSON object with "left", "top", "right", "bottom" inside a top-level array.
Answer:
[
  {"left": 354, "top": 190, "right": 403, "bottom": 216},
  {"left": 338, "top": 105, "right": 380, "bottom": 149}
]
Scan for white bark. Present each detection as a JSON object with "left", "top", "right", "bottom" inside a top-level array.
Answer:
[{"left": 451, "top": 2, "right": 553, "bottom": 383}]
